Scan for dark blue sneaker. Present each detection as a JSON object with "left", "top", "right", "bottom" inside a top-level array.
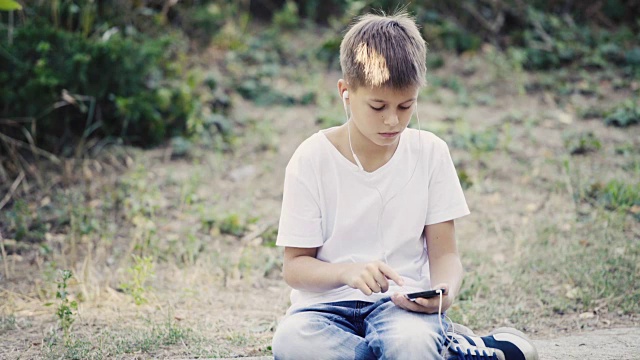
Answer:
[{"left": 446, "top": 327, "right": 539, "bottom": 360}]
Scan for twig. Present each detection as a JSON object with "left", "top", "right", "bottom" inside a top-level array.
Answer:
[
  {"left": 585, "top": 1, "right": 615, "bottom": 29},
  {"left": 0, "top": 132, "right": 61, "bottom": 164},
  {"left": 0, "top": 287, "right": 39, "bottom": 302},
  {"left": 0, "top": 171, "right": 24, "bottom": 211},
  {"left": 0, "top": 160, "right": 7, "bottom": 183},
  {"left": 461, "top": 1, "right": 505, "bottom": 35},
  {"left": 160, "top": 0, "right": 179, "bottom": 23},
  {"left": 561, "top": 160, "right": 578, "bottom": 214},
  {"left": 20, "top": 127, "right": 44, "bottom": 187},
  {"left": 15, "top": 149, "right": 40, "bottom": 189},
  {"left": 0, "top": 231, "right": 9, "bottom": 281},
  {"left": 0, "top": 117, "right": 36, "bottom": 125},
  {"left": 240, "top": 219, "right": 278, "bottom": 245},
  {"left": 530, "top": 13, "right": 554, "bottom": 51},
  {"left": 8, "top": 9, "right": 14, "bottom": 46}
]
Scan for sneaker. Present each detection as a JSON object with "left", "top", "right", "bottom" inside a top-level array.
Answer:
[
  {"left": 447, "top": 322, "right": 476, "bottom": 337},
  {"left": 445, "top": 327, "right": 539, "bottom": 360}
]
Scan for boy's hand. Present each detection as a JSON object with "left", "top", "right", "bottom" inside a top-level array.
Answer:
[
  {"left": 391, "top": 283, "right": 452, "bottom": 314},
  {"left": 340, "top": 261, "right": 404, "bottom": 296}
]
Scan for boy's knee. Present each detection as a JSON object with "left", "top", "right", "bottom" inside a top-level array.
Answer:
[
  {"left": 271, "top": 313, "right": 328, "bottom": 359},
  {"left": 273, "top": 312, "right": 371, "bottom": 360},
  {"left": 272, "top": 315, "right": 304, "bottom": 358},
  {"left": 370, "top": 315, "right": 444, "bottom": 359}
]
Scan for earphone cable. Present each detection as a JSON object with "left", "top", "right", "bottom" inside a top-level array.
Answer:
[{"left": 343, "top": 96, "right": 454, "bottom": 356}]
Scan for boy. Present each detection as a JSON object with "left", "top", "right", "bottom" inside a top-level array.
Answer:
[{"left": 272, "top": 11, "right": 538, "bottom": 360}]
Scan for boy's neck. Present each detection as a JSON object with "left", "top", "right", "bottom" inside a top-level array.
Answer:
[{"left": 334, "top": 123, "right": 401, "bottom": 172}]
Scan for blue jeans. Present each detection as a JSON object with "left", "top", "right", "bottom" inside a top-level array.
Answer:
[{"left": 272, "top": 297, "right": 447, "bottom": 360}]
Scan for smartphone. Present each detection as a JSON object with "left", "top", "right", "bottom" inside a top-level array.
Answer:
[{"left": 404, "top": 288, "right": 446, "bottom": 301}]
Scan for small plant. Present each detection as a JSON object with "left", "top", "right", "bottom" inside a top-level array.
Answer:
[
  {"left": 563, "top": 132, "right": 602, "bottom": 155},
  {"left": 457, "top": 169, "right": 474, "bottom": 190},
  {"left": 120, "top": 255, "right": 155, "bottom": 305},
  {"left": 578, "top": 106, "right": 607, "bottom": 120},
  {"left": 45, "top": 270, "right": 78, "bottom": 340},
  {"left": 587, "top": 180, "right": 640, "bottom": 216},
  {"left": 273, "top": 0, "right": 300, "bottom": 29},
  {"left": 605, "top": 100, "right": 640, "bottom": 127},
  {"left": 452, "top": 126, "right": 500, "bottom": 157},
  {"left": 218, "top": 213, "right": 247, "bottom": 237},
  {"left": 600, "top": 180, "right": 640, "bottom": 211},
  {"left": 261, "top": 227, "right": 278, "bottom": 248},
  {"left": 0, "top": 314, "right": 17, "bottom": 335}
]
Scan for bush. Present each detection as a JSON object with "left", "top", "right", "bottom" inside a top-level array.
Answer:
[
  {"left": 605, "top": 100, "right": 640, "bottom": 127},
  {"left": 0, "top": 20, "right": 198, "bottom": 151},
  {"left": 589, "top": 180, "right": 640, "bottom": 214},
  {"left": 563, "top": 132, "right": 602, "bottom": 155}
]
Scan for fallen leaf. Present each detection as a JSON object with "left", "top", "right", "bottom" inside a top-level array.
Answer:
[
  {"left": 579, "top": 239, "right": 591, "bottom": 247},
  {"left": 565, "top": 286, "right": 579, "bottom": 299},
  {"left": 579, "top": 312, "right": 595, "bottom": 319},
  {"left": 40, "top": 197, "right": 51, "bottom": 207}
]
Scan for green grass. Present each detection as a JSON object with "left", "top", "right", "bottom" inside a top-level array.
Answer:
[
  {"left": 0, "top": 315, "right": 17, "bottom": 335},
  {"left": 43, "top": 318, "right": 217, "bottom": 360},
  {"left": 605, "top": 100, "right": 640, "bottom": 127},
  {"left": 451, "top": 206, "right": 640, "bottom": 332},
  {"left": 563, "top": 132, "right": 602, "bottom": 155}
]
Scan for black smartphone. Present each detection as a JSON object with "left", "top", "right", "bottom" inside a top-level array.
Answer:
[{"left": 404, "top": 288, "right": 446, "bottom": 301}]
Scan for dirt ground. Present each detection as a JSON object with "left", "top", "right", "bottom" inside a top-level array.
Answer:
[{"left": 1, "top": 56, "right": 639, "bottom": 359}]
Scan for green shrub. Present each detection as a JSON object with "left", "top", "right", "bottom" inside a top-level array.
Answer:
[
  {"left": 511, "top": 7, "right": 640, "bottom": 70},
  {"left": 119, "top": 255, "right": 155, "bottom": 305},
  {"left": 605, "top": 100, "right": 640, "bottom": 127},
  {"left": 0, "top": 21, "right": 196, "bottom": 150},
  {"left": 563, "top": 132, "right": 602, "bottom": 155},
  {"left": 589, "top": 180, "right": 640, "bottom": 213},
  {"left": 422, "top": 15, "right": 482, "bottom": 54},
  {"left": 602, "top": 181, "right": 640, "bottom": 210},
  {"left": 176, "top": 3, "right": 229, "bottom": 45},
  {"left": 273, "top": 1, "right": 301, "bottom": 29}
]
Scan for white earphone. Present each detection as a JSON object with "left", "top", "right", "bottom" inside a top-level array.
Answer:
[
  {"left": 341, "top": 89, "right": 364, "bottom": 171},
  {"left": 340, "top": 87, "right": 450, "bottom": 353}
]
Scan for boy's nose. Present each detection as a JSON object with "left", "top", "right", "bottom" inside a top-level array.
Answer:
[{"left": 384, "top": 113, "right": 400, "bottom": 127}]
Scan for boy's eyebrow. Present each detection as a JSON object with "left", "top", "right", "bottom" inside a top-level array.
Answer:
[{"left": 369, "top": 97, "right": 417, "bottom": 103}]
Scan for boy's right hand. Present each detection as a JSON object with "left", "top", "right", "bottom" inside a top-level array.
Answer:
[{"left": 339, "top": 261, "right": 404, "bottom": 295}]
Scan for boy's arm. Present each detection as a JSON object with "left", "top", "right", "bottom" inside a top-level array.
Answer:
[
  {"left": 425, "top": 219, "right": 463, "bottom": 299},
  {"left": 283, "top": 247, "right": 404, "bottom": 294},
  {"left": 391, "top": 220, "right": 463, "bottom": 313}
]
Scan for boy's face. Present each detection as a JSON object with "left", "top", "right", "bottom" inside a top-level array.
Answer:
[{"left": 347, "top": 84, "right": 419, "bottom": 147}]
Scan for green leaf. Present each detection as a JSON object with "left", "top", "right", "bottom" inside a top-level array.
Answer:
[{"left": 0, "top": 0, "right": 23, "bottom": 11}]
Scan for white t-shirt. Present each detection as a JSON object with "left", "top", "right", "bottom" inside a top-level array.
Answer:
[{"left": 277, "top": 127, "right": 470, "bottom": 312}]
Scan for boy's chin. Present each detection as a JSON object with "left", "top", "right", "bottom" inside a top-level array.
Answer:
[{"left": 369, "top": 134, "right": 401, "bottom": 147}]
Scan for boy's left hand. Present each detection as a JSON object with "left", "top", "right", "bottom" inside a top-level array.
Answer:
[{"left": 391, "top": 283, "right": 452, "bottom": 314}]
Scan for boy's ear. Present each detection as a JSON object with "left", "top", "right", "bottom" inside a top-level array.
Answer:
[{"left": 337, "top": 79, "right": 349, "bottom": 101}]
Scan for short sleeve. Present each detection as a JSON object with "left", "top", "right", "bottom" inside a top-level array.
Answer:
[
  {"left": 276, "top": 166, "right": 324, "bottom": 248},
  {"left": 425, "top": 141, "right": 470, "bottom": 225}
]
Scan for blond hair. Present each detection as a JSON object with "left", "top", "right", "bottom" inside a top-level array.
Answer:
[{"left": 340, "top": 11, "right": 427, "bottom": 90}]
